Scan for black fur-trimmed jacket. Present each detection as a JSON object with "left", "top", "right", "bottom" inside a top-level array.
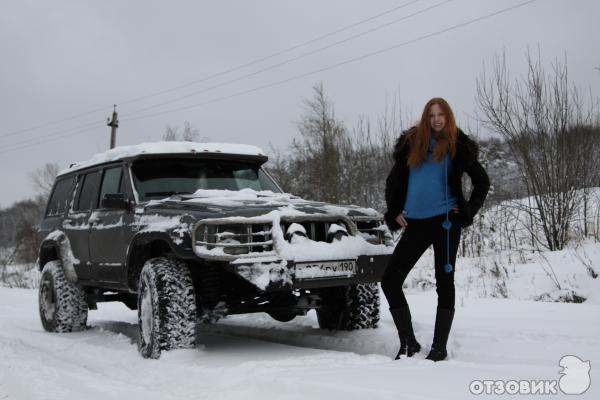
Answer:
[{"left": 384, "top": 128, "right": 490, "bottom": 231}]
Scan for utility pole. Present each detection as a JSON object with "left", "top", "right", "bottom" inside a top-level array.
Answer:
[{"left": 107, "top": 105, "right": 119, "bottom": 149}]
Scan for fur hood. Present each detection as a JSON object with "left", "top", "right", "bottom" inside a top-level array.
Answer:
[
  {"left": 392, "top": 127, "right": 479, "bottom": 165},
  {"left": 384, "top": 127, "right": 489, "bottom": 230}
]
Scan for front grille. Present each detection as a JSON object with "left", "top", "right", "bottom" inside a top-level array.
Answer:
[
  {"left": 196, "top": 223, "right": 273, "bottom": 255},
  {"left": 280, "top": 219, "right": 350, "bottom": 242},
  {"left": 354, "top": 219, "right": 385, "bottom": 244}
]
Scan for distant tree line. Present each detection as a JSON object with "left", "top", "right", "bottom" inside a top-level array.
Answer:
[{"left": 0, "top": 164, "right": 56, "bottom": 265}]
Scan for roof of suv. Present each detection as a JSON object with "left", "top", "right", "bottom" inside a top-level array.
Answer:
[{"left": 58, "top": 141, "right": 267, "bottom": 176}]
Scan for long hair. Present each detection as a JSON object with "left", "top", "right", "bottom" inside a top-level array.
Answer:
[{"left": 407, "top": 97, "right": 458, "bottom": 167}]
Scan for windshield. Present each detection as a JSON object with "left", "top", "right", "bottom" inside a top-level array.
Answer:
[{"left": 131, "top": 158, "right": 282, "bottom": 201}]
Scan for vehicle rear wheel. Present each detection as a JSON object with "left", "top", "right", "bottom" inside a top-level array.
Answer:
[
  {"left": 38, "top": 260, "right": 88, "bottom": 332},
  {"left": 316, "top": 283, "right": 380, "bottom": 330},
  {"left": 137, "top": 257, "right": 198, "bottom": 359}
]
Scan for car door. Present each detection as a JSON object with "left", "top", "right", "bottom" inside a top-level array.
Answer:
[
  {"left": 63, "top": 169, "right": 100, "bottom": 282},
  {"left": 40, "top": 175, "right": 75, "bottom": 244},
  {"left": 88, "top": 164, "right": 133, "bottom": 286}
]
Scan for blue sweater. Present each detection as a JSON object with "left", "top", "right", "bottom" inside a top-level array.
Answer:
[{"left": 404, "top": 138, "right": 457, "bottom": 219}]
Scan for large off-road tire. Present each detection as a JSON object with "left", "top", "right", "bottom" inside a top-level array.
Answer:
[
  {"left": 137, "top": 257, "right": 198, "bottom": 359},
  {"left": 38, "top": 260, "right": 88, "bottom": 332},
  {"left": 316, "top": 283, "right": 380, "bottom": 331}
]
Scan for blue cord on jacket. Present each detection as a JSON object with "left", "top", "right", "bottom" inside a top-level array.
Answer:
[{"left": 442, "top": 156, "right": 453, "bottom": 273}]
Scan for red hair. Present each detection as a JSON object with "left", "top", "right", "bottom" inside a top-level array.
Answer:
[{"left": 407, "top": 97, "right": 457, "bottom": 167}]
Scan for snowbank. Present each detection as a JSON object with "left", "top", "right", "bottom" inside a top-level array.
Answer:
[{"left": 404, "top": 240, "right": 600, "bottom": 304}]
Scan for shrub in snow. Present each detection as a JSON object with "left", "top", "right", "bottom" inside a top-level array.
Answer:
[{"left": 0, "top": 263, "right": 40, "bottom": 289}]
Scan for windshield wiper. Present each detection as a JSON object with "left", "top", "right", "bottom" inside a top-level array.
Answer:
[{"left": 145, "top": 191, "right": 192, "bottom": 198}]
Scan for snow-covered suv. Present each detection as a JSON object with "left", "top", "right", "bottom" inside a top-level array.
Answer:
[{"left": 38, "top": 142, "right": 393, "bottom": 358}]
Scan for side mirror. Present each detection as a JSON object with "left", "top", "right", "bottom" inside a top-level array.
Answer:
[{"left": 101, "top": 193, "right": 129, "bottom": 210}]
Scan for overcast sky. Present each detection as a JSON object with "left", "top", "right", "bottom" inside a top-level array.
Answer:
[{"left": 1, "top": 0, "right": 598, "bottom": 206}]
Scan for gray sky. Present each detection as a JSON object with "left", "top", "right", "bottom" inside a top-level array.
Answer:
[{"left": 1, "top": 0, "right": 599, "bottom": 207}]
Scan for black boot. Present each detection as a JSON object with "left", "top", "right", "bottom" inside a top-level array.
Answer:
[
  {"left": 426, "top": 307, "right": 455, "bottom": 362},
  {"left": 390, "top": 307, "right": 421, "bottom": 359}
]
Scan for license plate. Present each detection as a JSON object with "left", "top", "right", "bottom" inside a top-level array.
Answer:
[{"left": 295, "top": 260, "right": 357, "bottom": 280}]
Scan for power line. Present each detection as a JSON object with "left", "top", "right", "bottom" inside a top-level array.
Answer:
[
  {"left": 0, "top": 0, "right": 423, "bottom": 139},
  {"left": 0, "top": 123, "right": 106, "bottom": 155},
  {"left": 117, "top": 0, "right": 425, "bottom": 107},
  {"left": 123, "top": 0, "right": 452, "bottom": 117},
  {"left": 0, "top": 0, "right": 443, "bottom": 147},
  {"left": 1, "top": 120, "right": 106, "bottom": 149},
  {"left": 122, "top": 0, "right": 538, "bottom": 123},
  {"left": 0, "top": 106, "right": 111, "bottom": 140},
  {"left": 0, "top": 0, "right": 538, "bottom": 155}
]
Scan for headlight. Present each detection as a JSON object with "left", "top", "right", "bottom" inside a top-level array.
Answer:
[
  {"left": 285, "top": 223, "right": 307, "bottom": 243},
  {"left": 353, "top": 218, "right": 390, "bottom": 245},
  {"left": 327, "top": 223, "right": 348, "bottom": 242}
]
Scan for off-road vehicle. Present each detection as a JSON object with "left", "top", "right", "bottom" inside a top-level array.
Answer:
[{"left": 38, "top": 142, "right": 393, "bottom": 358}]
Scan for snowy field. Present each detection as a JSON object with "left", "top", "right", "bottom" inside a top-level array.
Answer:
[{"left": 1, "top": 284, "right": 598, "bottom": 400}]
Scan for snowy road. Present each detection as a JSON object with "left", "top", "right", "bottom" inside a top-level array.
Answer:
[{"left": 1, "top": 287, "right": 598, "bottom": 399}]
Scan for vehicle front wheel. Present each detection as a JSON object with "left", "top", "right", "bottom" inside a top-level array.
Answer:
[
  {"left": 38, "top": 260, "right": 88, "bottom": 332},
  {"left": 137, "top": 257, "right": 198, "bottom": 359}
]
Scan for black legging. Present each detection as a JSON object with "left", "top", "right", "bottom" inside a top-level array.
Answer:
[{"left": 381, "top": 212, "right": 461, "bottom": 310}]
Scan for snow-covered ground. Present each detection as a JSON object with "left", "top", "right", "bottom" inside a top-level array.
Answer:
[
  {"left": 1, "top": 285, "right": 598, "bottom": 400},
  {"left": 2, "top": 203, "right": 599, "bottom": 399}
]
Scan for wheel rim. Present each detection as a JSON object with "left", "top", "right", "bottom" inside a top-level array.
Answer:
[
  {"left": 139, "top": 279, "right": 153, "bottom": 345},
  {"left": 40, "top": 277, "right": 56, "bottom": 321}
]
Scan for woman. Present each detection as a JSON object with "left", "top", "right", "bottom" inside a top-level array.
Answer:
[{"left": 382, "top": 97, "right": 489, "bottom": 361}]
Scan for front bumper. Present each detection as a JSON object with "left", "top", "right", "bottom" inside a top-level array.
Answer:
[{"left": 229, "top": 254, "right": 391, "bottom": 291}]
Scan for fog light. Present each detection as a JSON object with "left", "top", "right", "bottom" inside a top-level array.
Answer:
[
  {"left": 327, "top": 223, "right": 348, "bottom": 242},
  {"left": 286, "top": 223, "right": 307, "bottom": 243}
]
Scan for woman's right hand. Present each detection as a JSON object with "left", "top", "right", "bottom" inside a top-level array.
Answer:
[{"left": 395, "top": 213, "right": 407, "bottom": 228}]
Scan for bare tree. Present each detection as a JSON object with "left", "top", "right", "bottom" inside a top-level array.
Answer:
[
  {"left": 290, "top": 83, "right": 346, "bottom": 203},
  {"left": 163, "top": 121, "right": 204, "bottom": 142},
  {"left": 265, "top": 144, "right": 293, "bottom": 193},
  {"left": 163, "top": 124, "right": 178, "bottom": 141},
  {"left": 477, "top": 50, "right": 598, "bottom": 250},
  {"left": 0, "top": 198, "right": 45, "bottom": 264},
  {"left": 29, "top": 163, "right": 59, "bottom": 200},
  {"left": 266, "top": 85, "right": 410, "bottom": 213}
]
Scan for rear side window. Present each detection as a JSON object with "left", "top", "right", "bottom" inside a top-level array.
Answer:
[
  {"left": 75, "top": 171, "right": 101, "bottom": 211},
  {"left": 46, "top": 177, "right": 74, "bottom": 216},
  {"left": 98, "top": 167, "right": 123, "bottom": 206}
]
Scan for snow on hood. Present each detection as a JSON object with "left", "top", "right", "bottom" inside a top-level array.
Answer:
[
  {"left": 182, "top": 188, "right": 380, "bottom": 217},
  {"left": 59, "top": 141, "right": 266, "bottom": 175},
  {"left": 184, "top": 188, "right": 297, "bottom": 207}
]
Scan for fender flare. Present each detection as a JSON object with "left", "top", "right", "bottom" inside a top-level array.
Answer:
[
  {"left": 125, "top": 231, "right": 195, "bottom": 290},
  {"left": 39, "top": 230, "right": 79, "bottom": 283}
]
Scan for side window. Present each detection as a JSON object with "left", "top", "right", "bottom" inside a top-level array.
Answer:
[
  {"left": 74, "top": 171, "right": 101, "bottom": 211},
  {"left": 46, "top": 177, "right": 74, "bottom": 216},
  {"left": 98, "top": 166, "right": 123, "bottom": 207}
]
